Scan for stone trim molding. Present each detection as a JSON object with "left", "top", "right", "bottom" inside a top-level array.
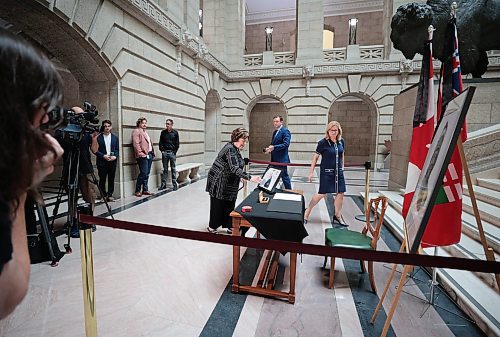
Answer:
[{"left": 122, "top": 0, "right": 500, "bottom": 82}]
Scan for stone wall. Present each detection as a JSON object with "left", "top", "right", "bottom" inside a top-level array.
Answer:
[
  {"left": 245, "top": 11, "right": 384, "bottom": 55},
  {"left": 245, "top": 21, "right": 295, "bottom": 54},
  {"left": 249, "top": 102, "right": 287, "bottom": 161},
  {"left": 388, "top": 85, "right": 417, "bottom": 190},
  {"left": 329, "top": 96, "right": 376, "bottom": 165},
  {"left": 324, "top": 11, "right": 383, "bottom": 47},
  {"left": 464, "top": 80, "right": 500, "bottom": 132}
]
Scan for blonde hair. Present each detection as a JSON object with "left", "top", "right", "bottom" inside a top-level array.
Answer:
[{"left": 325, "top": 121, "right": 342, "bottom": 141}]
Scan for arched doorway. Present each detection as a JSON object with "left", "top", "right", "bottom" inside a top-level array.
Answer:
[
  {"left": 0, "top": 1, "right": 119, "bottom": 191},
  {"left": 248, "top": 97, "right": 287, "bottom": 161},
  {"left": 328, "top": 94, "right": 377, "bottom": 165},
  {"left": 204, "top": 89, "right": 221, "bottom": 166}
]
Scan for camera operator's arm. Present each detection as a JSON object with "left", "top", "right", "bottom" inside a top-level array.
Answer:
[{"left": 91, "top": 132, "right": 99, "bottom": 155}]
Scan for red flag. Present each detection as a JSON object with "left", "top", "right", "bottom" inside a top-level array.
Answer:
[
  {"left": 420, "top": 17, "right": 464, "bottom": 247},
  {"left": 402, "top": 35, "right": 435, "bottom": 221}
]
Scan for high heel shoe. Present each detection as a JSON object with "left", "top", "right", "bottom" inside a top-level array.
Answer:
[
  {"left": 334, "top": 214, "right": 348, "bottom": 227},
  {"left": 304, "top": 208, "right": 309, "bottom": 224}
]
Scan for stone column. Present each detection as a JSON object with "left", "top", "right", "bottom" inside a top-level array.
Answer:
[
  {"left": 295, "top": 0, "right": 324, "bottom": 65},
  {"left": 384, "top": 0, "right": 425, "bottom": 60},
  {"left": 202, "top": 0, "right": 244, "bottom": 67},
  {"left": 184, "top": 0, "right": 199, "bottom": 36}
]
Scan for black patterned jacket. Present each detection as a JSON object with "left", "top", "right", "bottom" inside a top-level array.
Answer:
[{"left": 206, "top": 142, "right": 250, "bottom": 201}]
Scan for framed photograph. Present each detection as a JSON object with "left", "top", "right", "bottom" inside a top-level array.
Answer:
[
  {"left": 404, "top": 87, "right": 475, "bottom": 254},
  {"left": 258, "top": 167, "right": 282, "bottom": 194}
]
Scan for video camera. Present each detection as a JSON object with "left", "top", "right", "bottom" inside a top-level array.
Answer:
[{"left": 45, "top": 101, "right": 100, "bottom": 146}]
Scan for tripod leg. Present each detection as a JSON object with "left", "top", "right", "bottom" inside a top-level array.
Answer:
[
  {"left": 90, "top": 172, "right": 114, "bottom": 219},
  {"left": 35, "top": 202, "right": 58, "bottom": 266}
]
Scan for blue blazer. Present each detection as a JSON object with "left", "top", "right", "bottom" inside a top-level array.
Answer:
[
  {"left": 94, "top": 133, "right": 119, "bottom": 166},
  {"left": 271, "top": 127, "right": 291, "bottom": 163}
]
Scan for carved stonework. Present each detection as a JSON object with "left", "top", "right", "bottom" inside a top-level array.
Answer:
[
  {"left": 124, "top": 0, "right": 499, "bottom": 82},
  {"left": 391, "top": 0, "right": 500, "bottom": 77},
  {"left": 302, "top": 66, "right": 314, "bottom": 96},
  {"left": 399, "top": 59, "right": 414, "bottom": 89},
  {"left": 176, "top": 45, "right": 182, "bottom": 75}
]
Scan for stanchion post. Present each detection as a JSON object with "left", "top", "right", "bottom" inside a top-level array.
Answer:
[
  {"left": 78, "top": 205, "right": 98, "bottom": 337},
  {"left": 364, "top": 161, "right": 371, "bottom": 214},
  {"left": 355, "top": 161, "right": 373, "bottom": 222}
]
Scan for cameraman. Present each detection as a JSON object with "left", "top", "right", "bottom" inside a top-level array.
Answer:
[
  {"left": 0, "top": 29, "right": 64, "bottom": 318},
  {"left": 61, "top": 106, "right": 99, "bottom": 238}
]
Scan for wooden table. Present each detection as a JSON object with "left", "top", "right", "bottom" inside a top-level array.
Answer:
[{"left": 230, "top": 210, "right": 297, "bottom": 304}]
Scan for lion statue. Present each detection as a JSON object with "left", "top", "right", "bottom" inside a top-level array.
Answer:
[{"left": 391, "top": 0, "right": 500, "bottom": 77}]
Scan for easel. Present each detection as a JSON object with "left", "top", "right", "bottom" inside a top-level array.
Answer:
[{"left": 371, "top": 124, "right": 499, "bottom": 337}]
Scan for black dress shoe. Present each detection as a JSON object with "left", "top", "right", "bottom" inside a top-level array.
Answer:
[{"left": 334, "top": 214, "right": 348, "bottom": 227}]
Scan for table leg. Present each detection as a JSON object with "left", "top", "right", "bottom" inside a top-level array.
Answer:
[
  {"left": 288, "top": 252, "right": 297, "bottom": 304},
  {"left": 232, "top": 218, "right": 240, "bottom": 293}
]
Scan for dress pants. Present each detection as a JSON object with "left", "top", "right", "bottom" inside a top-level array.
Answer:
[
  {"left": 209, "top": 196, "right": 236, "bottom": 230},
  {"left": 273, "top": 165, "right": 291, "bottom": 190},
  {"left": 97, "top": 160, "right": 117, "bottom": 197}
]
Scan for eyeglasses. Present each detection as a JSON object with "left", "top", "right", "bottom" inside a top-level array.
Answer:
[{"left": 166, "top": 123, "right": 172, "bottom": 125}]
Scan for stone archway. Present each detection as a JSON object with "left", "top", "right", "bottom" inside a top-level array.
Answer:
[
  {"left": 204, "top": 89, "right": 221, "bottom": 166},
  {"left": 328, "top": 94, "right": 378, "bottom": 166},
  {"left": 0, "top": 0, "right": 120, "bottom": 191},
  {"left": 248, "top": 97, "right": 287, "bottom": 161}
]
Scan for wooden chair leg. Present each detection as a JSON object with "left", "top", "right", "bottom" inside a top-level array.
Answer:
[
  {"left": 360, "top": 259, "right": 366, "bottom": 273},
  {"left": 368, "top": 261, "right": 377, "bottom": 294},
  {"left": 323, "top": 256, "right": 327, "bottom": 269},
  {"left": 328, "top": 257, "right": 336, "bottom": 289}
]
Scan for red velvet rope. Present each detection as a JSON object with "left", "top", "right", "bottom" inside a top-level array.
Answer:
[
  {"left": 248, "top": 159, "right": 367, "bottom": 168},
  {"left": 80, "top": 214, "right": 499, "bottom": 274}
]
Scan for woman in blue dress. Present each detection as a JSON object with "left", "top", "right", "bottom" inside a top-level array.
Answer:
[{"left": 304, "top": 121, "right": 347, "bottom": 226}]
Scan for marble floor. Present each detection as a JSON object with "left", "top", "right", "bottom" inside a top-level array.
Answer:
[{"left": 0, "top": 167, "right": 485, "bottom": 337}]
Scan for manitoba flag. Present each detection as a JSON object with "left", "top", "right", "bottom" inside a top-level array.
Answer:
[
  {"left": 420, "top": 17, "right": 465, "bottom": 247},
  {"left": 402, "top": 20, "right": 465, "bottom": 248}
]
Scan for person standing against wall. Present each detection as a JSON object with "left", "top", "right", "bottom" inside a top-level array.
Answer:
[
  {"left": 93, "top": 120, "right": 119, "bottom": 201},
  {"left": 158, "top": 118, "right": 179, "bottom": 191},
  {"left": 264, "top": 115, "right": 292, "bottom": 189},
  {"left": 132, "top": 117, "right": 155, "bottom": 197}
]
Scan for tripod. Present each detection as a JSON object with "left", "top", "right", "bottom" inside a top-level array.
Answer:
[
  {"left": 399, "top": 247, "right": 474, "bottom": 324},
  {"left": 50, "top": 140, "right": 113, "bottom": 253}
]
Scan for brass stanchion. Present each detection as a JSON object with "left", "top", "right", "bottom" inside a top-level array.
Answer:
[
  {"left": 355, "top": 161, "right": 374, "bottom": 222},
  {"left": 78, "top": 205, "right": 98, "bottom": 337}
]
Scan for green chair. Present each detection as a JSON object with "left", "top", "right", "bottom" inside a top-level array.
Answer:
[{"left": 323, "top": 196, "right": 388, "bottom": 293}]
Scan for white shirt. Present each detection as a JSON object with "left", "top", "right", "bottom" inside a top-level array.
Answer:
[{"left": 103, "top": 133, "right": 112, "bottom": 155}]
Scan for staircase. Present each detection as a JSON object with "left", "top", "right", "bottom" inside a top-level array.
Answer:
[{"left": 369, "top": 172, "right": 500, "bottom": 336}]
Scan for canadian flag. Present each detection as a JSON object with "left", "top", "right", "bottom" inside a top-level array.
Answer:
[{"left": 402, "top": 18, "right": 465, "bottom": 248}]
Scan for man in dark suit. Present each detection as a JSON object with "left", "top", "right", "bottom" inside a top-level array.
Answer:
[
  {"left": 92, "top": 120, "right": 119, "bottom": 201},
  {"left": 265, "top": 115, "right": 292, "bottom": 189}
]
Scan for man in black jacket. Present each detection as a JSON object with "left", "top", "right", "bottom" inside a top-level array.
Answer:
[
  {"left": 158, "top": 119, "right": 180, "bottom": 190},
  {"left": 92, "top": 120, "right": 119, "bottom": 201}
]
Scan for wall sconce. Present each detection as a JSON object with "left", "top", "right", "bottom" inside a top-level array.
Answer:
[
  {"left": 265, "top": 26, "right": 273, "bottom": 51},
  {"left": 348, "top": 18, "right": 358, "bottom": 45}
]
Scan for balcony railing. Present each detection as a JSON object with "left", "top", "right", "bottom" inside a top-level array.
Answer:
[
  {"left": 243, "top": 53, "right": 263, "bottom": 66},
  {"left": 323, "top": 47, "right": 347, "bottom": 62},
  {"left": 243, "top": 45, "right": 385, "bottom": 67},
  {"left": 359, "top": 45, "right": 384, "bottom": 60},
  {"left": 274, "top": 51, "right": 295, "bottom": 65}
]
